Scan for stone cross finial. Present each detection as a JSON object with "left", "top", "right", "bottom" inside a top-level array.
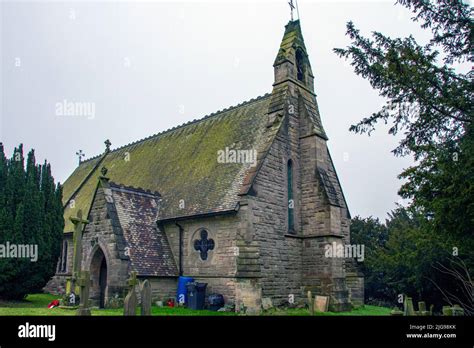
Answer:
[
  {"left": 101, "top": 166, "right": 108, "bottom": 177},
  {"left": 127, "top": 271, "right": 138, "bottom": 289},
  {"left": 104, "top": 139, "right": 111, "bottom": 152},
  {"left": 76, "top": 149, "right": 85, "bottom": 165}
]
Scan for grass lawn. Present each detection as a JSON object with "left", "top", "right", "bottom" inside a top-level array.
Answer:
[{"left": 0, "top": 293, "right": 391, "bottom": 316}]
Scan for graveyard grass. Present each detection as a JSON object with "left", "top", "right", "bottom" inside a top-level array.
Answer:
[{"left": 0, "top": 293, "right": 391, "bottom": 316}]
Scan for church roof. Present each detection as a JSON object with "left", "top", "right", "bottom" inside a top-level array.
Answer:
[
  {"left": 109, "top": 182, "right": 178, "bottom": 277},
  {"left": 62, "top": 94, "right": 273, "bottom": 232}
]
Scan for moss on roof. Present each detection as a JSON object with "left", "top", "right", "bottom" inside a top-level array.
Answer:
[
  {"left": 274, "top": 20, "right": 307, "bottom": 66},
  {"left": 62, "top": 94, "right": 273, "bottom": 232}
]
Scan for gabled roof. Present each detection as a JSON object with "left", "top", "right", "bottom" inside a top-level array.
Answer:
[
  {"left": 108, "top": 182, "right": 178, "bottom": 277},
  {"left": 62, "top": 94, "right": 273, "bottom": 232}
]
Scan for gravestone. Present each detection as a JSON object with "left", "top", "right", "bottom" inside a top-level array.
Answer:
[
  {"left": 76, "top": 271, "right": 92, "bottom": 316},
  {"left": 418, "top": 301, "right": 430, "bottom": 316},
  {"left": 123, "top": 271, "right": 138, "bottom": 316},
  {"left": 418, "top": 301, "right": 426, "bottom": 312},
  {"left": 307, "top": 291, "right": 314, "bottom": 315},
  {"left": 452, "top": 304, "right": 464, "bottom": 316},
  {"left": 404, "top": 296, "right": 415, "bottom": 316},
  {"left": 442, "top": 305, "right": 453, "bottom": 316},
  {"left": 262, "top": 297, "right": 273, "bottom": 311},
  {"left": 140, "top": 279, "right": 152, "bottom": 316},
  {"left": 314, "top": 295, "right": 329, "bottom": 313}
]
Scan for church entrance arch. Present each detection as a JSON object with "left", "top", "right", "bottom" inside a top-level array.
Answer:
[{"left": 90, "top": 247, "right": 108, "bottom": 308}]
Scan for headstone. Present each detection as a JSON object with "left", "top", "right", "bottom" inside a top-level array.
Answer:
[
  {"left": 76, "top": 271, "right": 91, "bottom": 316},
  {"left": 156, "top": 301, "right": 164, "bottom": 307},
  {"left": 140, "top": 279, "right": 152, "bottom": 316},
  {"left": 442, "top": 306, "right": 453, "bottom": 316},
  {"left": 307, "top": 291, "right": 314, "bottom": 315},
  {"left": 123, "top": 271, "right": 138, "bottom": 316},
  {"left": 262, "top": 297, "right": 273, "bottom": 311},
  {"left": 452, "top": 304, "right": 464, "bottom": 316},
  {"left": 314, "top": 295, "right": 329, "bottom": 313},
  {"left": 418, "top": 301, "right": 426, "bottom": 312},
  {"left": 418, "top": 301, "right": 429, "bottom": 316},
  {"left": 404, "top": 297, "right": 415, "bottom": 316}
]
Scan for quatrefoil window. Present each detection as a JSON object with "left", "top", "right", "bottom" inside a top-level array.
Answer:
[{"left": 194, "top": 229, "right": 215, "bottom": 261}]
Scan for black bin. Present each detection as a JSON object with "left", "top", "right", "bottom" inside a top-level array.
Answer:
[
  {"left": 186, "top": 282, "right": 207, "bottom": 310},
  {"left": 208, "top": 294, "right": 225, "bottom": 311}
]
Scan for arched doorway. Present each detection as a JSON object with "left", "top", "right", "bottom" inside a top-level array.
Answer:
[{"left": 90, "top": 247, "right": 108, "bottom": 308}]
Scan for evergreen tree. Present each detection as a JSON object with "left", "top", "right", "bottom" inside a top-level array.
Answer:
[
  {"left": 337, "top": 0, "right": 473, "bottom": 309},
  {"left": 0, "top": 144, "right": 64, "bottom": 300}
]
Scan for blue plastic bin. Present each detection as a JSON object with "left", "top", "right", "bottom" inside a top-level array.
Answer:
[{"left": 176, "top": 276, "right": 194, "bottom": 305}]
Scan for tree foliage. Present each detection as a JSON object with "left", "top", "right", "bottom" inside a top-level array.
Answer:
[
  {"left": 351, "top": 208, "right": 467, "bottom": 311},
  {"left": 334, "top": 0, "right": 472, "bottom": 158},
  {"left": 0, "top": 143, "right": 64, "bottom": 300},
  {"left": 337, "top": 0, "right": 473, "bottom": 309}
]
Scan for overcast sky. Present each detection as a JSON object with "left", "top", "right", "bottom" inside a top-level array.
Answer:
[{"left": 1, "top": 0, "right": 444, "bottom": 220}]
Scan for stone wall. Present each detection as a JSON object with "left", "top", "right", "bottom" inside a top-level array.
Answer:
[
  {"left": 247, "top": 90, "right": 304, "bottom": 307},
  {"left": 148, "top": 277, "right": 178, "bottom": 303},
  {"left": 161, "top": 212, "right": 261, "bottom": 310},
  {"left": 246, "top": 82, "right": 359, "bottom": 310},
  {"left": 44, "top": 274, "right": 68, "bottom": 296},
  {"left": 346, "top": 273, "right": 365, "bottom": 307}
]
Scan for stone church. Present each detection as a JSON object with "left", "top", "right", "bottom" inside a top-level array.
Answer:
[{"left": 46, "top": 20, "right": 364, "bottom": 312}]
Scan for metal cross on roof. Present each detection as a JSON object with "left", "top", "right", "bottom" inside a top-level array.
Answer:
[
  {"left": 104, "top": 139, "right": 112, "bottom": 152},
  {"left": 76, "top": 149, "right": 85, "bottom": 165},
  {"left": 289, "top": 0, "right": 295, "bottom": 21},
  {"left": 288, "top": 0, "right": 300, "bottom": 21}
]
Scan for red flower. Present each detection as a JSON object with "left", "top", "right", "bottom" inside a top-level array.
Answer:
[{"left": 48, "top": 299, "right": 60, "bottom": 309}]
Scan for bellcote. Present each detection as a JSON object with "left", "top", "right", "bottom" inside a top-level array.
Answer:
[{"left": 273, "top": 20, "right": 315, "bottom": 94}]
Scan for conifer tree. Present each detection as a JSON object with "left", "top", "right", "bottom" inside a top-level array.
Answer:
[{"left": 0, "top": 144, "right": 64, "bottom": 300}]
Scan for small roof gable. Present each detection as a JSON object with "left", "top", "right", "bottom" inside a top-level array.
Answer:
[{"left": 109, "top": 182, "right": 178, "bottom": 277}]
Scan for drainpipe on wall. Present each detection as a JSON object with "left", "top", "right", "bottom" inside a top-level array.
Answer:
[{"left": 175, "top": 223, "right": 184, "bottom": 276}]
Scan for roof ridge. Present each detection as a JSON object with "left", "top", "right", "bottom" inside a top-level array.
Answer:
[
  {"left": 109, "top": 181, "right": 161, "bottom": 197},
  {"left": 80, "top": 93, "right": 271, "bottom": 164}
]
